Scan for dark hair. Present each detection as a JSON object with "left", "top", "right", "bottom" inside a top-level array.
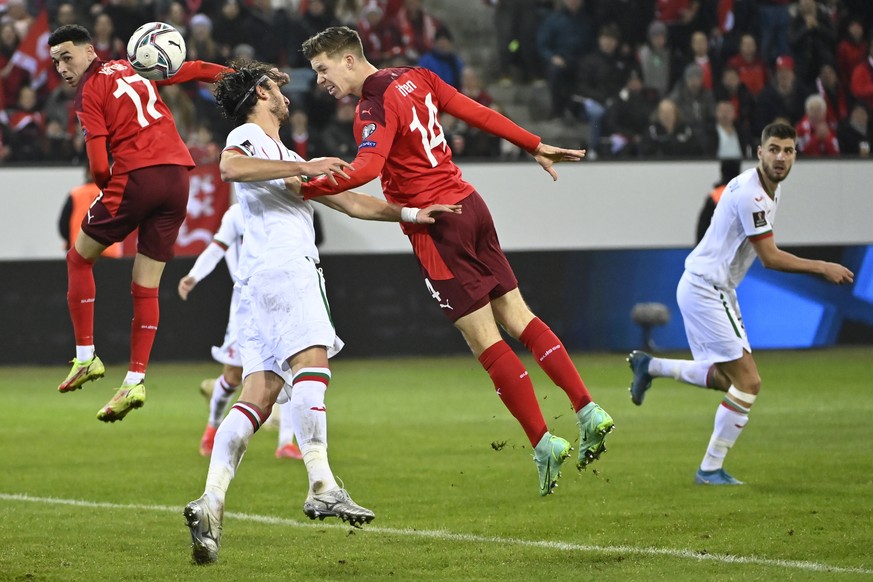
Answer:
[
  {"left": 213, "top": 59, "right": 284, "bottom": 123},
  {"left": 760, "top": 122, "right": 796, "bottom": 145},
  {"left": 47, "top": 24, "right": 92, "bottom": 47},
  {"left": 302, "top": 26, "right": 363, "bottom": 60}
]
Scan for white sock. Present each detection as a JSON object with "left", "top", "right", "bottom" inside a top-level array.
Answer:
[
  {"left": 700, "top": 396, "right": 750, "bottom": 471},
  {"left": 209, "top": 375, "right": 238, "bottom": 427},
  {"left": 648, "top": 357, "right": 714, "bottom": 388},
  {"left": 278, "top": 399, "right": 296, "bottom": 447},
  {"left": 76, "top": 345, "right": 95, "bottom": 362},
  {"left": 122, "top": 371, "right": 145, "bottom": 386},
  {"left": 204, "top": 403, "right": 264, "bottom": 505},
  {"left": 290, "top": 368, "right": 337, "bottom": 494}
]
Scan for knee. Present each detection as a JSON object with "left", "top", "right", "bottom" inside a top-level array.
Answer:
[{"left": 736, "top": 375, "right": 761, "bottom": 396}]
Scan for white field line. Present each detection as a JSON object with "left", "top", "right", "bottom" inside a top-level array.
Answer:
[{"left": 1, "top": 492, "right": 871, "bottom": 576}]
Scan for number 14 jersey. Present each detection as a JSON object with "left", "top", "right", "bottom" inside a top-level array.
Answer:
[{"left": 74, "top": 59, "right": 194, "bottom": 175}]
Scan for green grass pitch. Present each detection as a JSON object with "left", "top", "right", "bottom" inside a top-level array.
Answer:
[{"left": 1, "top": 348, "right": 871, "bottom": 580}]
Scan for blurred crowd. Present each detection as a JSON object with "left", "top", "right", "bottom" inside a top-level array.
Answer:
[{"left": 1, "top": 0, "right": 872, "bottom": 164}]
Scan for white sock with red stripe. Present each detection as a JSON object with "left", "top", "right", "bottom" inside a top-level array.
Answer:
[
  {"left": 278, "top": 399, "right": 296, "bottom": 447},
  {"left": 700, "top": 391, "right": 751, "bottom": 471},
  {"left": 290, "top": 367, "right": 338, "bottom": 494},
  {"left": 648, "top": 357, "right": 715, "bottom": 388},
  {"left": 209, "top": 375, "right": 239, "bottom": 427},
  {"left": 204, "top": 401, "right": 267, "bottom": 506}
]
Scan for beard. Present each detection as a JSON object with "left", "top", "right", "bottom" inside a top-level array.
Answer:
[
  {"left": 762, "top": 160, "right": 792, "bottom": 183},
  {"left": 270, "top": 94, "right": 290, "bottom": 126}
]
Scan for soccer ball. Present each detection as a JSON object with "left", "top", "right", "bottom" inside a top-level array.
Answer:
[{"left": 126, "top": 22, "right": 186, "bottom": 81}]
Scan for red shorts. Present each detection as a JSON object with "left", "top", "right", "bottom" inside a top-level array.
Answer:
[
  {"left": 82, "top": 165, "right": 189, "bottom": 262},
  {"left": 409, "top": 191, "right": 517, "bottom": 322}
]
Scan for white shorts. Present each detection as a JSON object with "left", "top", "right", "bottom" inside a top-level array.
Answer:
[
  {"left": 237, "top": 258, "right": 343, "bottom": 379},
  {"left": 676, "top": 271, "right": 751, "bottom": 363},
  {"left": 211, "top": 285, "right": 243, "bottom": 367}
]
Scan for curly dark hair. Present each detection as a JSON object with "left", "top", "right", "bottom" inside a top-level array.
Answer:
[{"left": 213, "top": 59, "right": 285, "bottom": 123}]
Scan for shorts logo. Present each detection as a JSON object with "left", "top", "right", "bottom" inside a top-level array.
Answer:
[
  {"left": 425, "top": 278, "right": 453, "bottom": 310},
  {"left": 752, "top": 211, "right": 767, "bottom": 228},
  {"left": 361, "top": 123, "right": 376, "bottom": 140}
]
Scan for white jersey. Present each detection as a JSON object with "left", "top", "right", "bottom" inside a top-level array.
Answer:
[
  {"left": 685, "top": 167, "right": 781, "bottom": 290},
  {"left": 212, "top": 204, "right": 244, "bottom": 283},
  {"left": 224, "top": 123, "right": 319, "bottom": 281}
]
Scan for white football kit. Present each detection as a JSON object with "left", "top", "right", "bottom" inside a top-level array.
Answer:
[
  {"left": 678, "top": 167, "right": 781, "bottom": 362},
  {"left": 224, "top": 123, "right": 343, "bottom": 377}
]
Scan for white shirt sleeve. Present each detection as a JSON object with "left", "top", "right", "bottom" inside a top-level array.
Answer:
[{"left": 737, "top": 191, "right": 772, "bottom": 239}]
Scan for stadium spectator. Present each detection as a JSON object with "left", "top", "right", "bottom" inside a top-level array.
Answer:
[
  {"left": 590, "top": 0, "right": 655, "bottom": 52},
  {"left": 815, "top": 62, "right": 848, "bottom": 126},
  {"left": 300, "top": 26, "right": 614, "bottom": 497},
  {"left": 714, "top": 66, "right": 756, "bottom": 141},
  {"left": 183, "top": 60, "right": 459, "bottom": 564},
  {"left": 836, "top": 101, "right": 871, "bottom": 155},
  {"left": 754, "top": 55, "right": 810, "bottom": 136},
  {"left": 669, "top": 63, "right": 716, "bottom": 141},
  {"left": 186, "top": 13, "right": 221, "bottom": 64},
  {"left": 0, "top": 23, "right": 27, "bottom": 111},
  {"left": 836, "top": 17, "right": 866, "bottom": 89},
  {"left": 572, "top": 23, "right": 633, "bottom": 156},
  {"left": 212, "top": 0, "right": 248, "bottom": 60},
  {"left": 335, "top": 0, "right": 364, "bottom": 27},
  {"left": 2, "top": 0, "right": 33, "bottom": 40},
  {"left": 96, "top": 0, "right": 151, "bottom": 44},
  {"left": 41, "top": 118, "right": 76, "bottom": 161},
  {"left": 302, "top": 0, "right": 341, "bottom": 37},
  {"left": 706, "top": 99, "right": 753, "bottom": 159},
  {"left": 795, "top": 93, "right": 840, "bottom": 156},
  {"left": 52, "top": 3, "right": 78, "bottom": 29},
  {"left": 536, "top": 0, "right": 596, "bottom": 119},
  {"left": 8, "top": 85, "right": 43, "bottom": 161},
  {"left": 628, "top": 122, "right": 853, "bottom": 485},
  {"left": 159, "top": 83, "right": 197, "bottom": 141},
  {"left": 242, "top": 0, "right": 282, "bottom": 65},
  {"left": 849, "top": 36, "right": 873, "bottom": 110},
  {"left": 356, "top": 1, "right": 405, "bottom": 66},
  {"left": 460, "top": 66, "right": 494, "bottom": 107},
  {"left": 788, "top": 0, "right": 838, "bottom": 86},
  {"left": 677, "top": 30, "right": 720, "bottom": 91},
  {"left": 638, "top": 20, "right": 671, "bottom": 97},
  {"left": 306, "top": 95, "right": 360, "bottom": 160},
  {"left": 603, "top": 68, "right": 660, "bottom": 157},
  {"left": 164, "top": 2, "right": 190, "bottom": 38},
  {"left": 48, "top": 24, "right": 228, "bottom": 422},
  {"left": 485, "top": 0, "right": 544, "bottom": 84},
  {"left": 57, "top": 168, "right": 122, "bottom": 257},
  {"left": 654, "top": 0, "right": 700, "bottom": 62},
  {"left": 393, "top": 0, "right": 442, "bottom": 60},
  {"left": 640, "top": 97, "right": 704, "bottom": 157},
  {"left": 91, "top": 13, "right": 122, "bottom": 62},
  {"left": 418, "top": 27, "right": 464, "bottom": 90},
  {"left": 726, "top": 33, "right": 768, "bottom": 96},
  {"left": 757, "top": 0, "right": 792, "bottom": 66}
]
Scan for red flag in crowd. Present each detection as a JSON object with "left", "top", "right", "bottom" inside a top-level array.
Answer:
[{"left": 10, "top": 10, "right": 52, "bottom": 89}]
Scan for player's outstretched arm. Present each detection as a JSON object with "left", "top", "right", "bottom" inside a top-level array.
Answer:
[
  {"left": 752, "top": 236, "right": 854, "bottom": 284},
  {"left": 531, "top": 142, "right": 587, "bottom": 181},
  {"left": 178, "top": 275, "right": 197, "bottom": 300},
  {"left": 220, "top": 150, "right": 352, "bottom": 184},
  {"left": 313, "top": 190, "right": 461, "bottom": 223}
]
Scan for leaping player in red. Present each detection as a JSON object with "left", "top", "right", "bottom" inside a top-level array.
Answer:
[
  {"left": 48, "top": 23, "right": 351, "bottom": 423},
  {"left": 297, "top": 26, "right": 615, "bottom": 496}
]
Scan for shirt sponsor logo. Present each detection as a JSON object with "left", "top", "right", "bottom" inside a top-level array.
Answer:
[
  {"left": 361, "top": 123, "right": 376, "bottom": 140},
  {"left": 752, "top": 210, "right": 767, "bottom": 228},
  {"left": 359, "top": 140, "right": 377, "bottom": 149}
]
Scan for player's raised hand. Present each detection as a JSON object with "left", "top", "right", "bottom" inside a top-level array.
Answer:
[
  {"left": 532, "top": 143, "right": 586, "bottom": 181},
  {"left": 821, "top": 262, "right": 854, "bottom": 285},
  {"left": 415, "top": 204, "right": 463, "bottom": 224},
  {"left": 303, "top": 157, "right": 353, "bottom": 185},
  {"left": 178, "top": 275, "right": 196, "bottom": 300}
]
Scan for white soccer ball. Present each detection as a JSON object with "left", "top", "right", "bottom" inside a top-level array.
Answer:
[{"left": 126, "top": 22, "right": 186, "bottom": 81}]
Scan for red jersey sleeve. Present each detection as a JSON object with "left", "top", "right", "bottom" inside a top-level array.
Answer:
[
  {"left": 157, "top": 60, "right": 230, "bottom": 85},
  {"left": 442, "top": 90, "right": 541, "bottom": 152}
]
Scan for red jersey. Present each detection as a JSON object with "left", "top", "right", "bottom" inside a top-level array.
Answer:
[
  {"left": 302, "top": 67, "right": 540, "bottom": 232},
  {"left": 75, "top": 58, "right": 194, "bottom": 175}
]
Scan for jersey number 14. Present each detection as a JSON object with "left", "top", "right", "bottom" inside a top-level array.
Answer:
[{"left": 408, "top": 93, "right": 447, "bottom": 167}]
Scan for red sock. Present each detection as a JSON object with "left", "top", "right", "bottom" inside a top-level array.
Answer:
[
  {"left": 66, "top": 248, "right": 96, "bottom": 345},
  {"left": 130, "top": 282, "right": 159, "bottom": 373},
  {"left": 520, "top": 317, "right": 592, "bottom": 412},
  {"left": 478, "top": 340, "right": 547, "bottom": 447}
]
